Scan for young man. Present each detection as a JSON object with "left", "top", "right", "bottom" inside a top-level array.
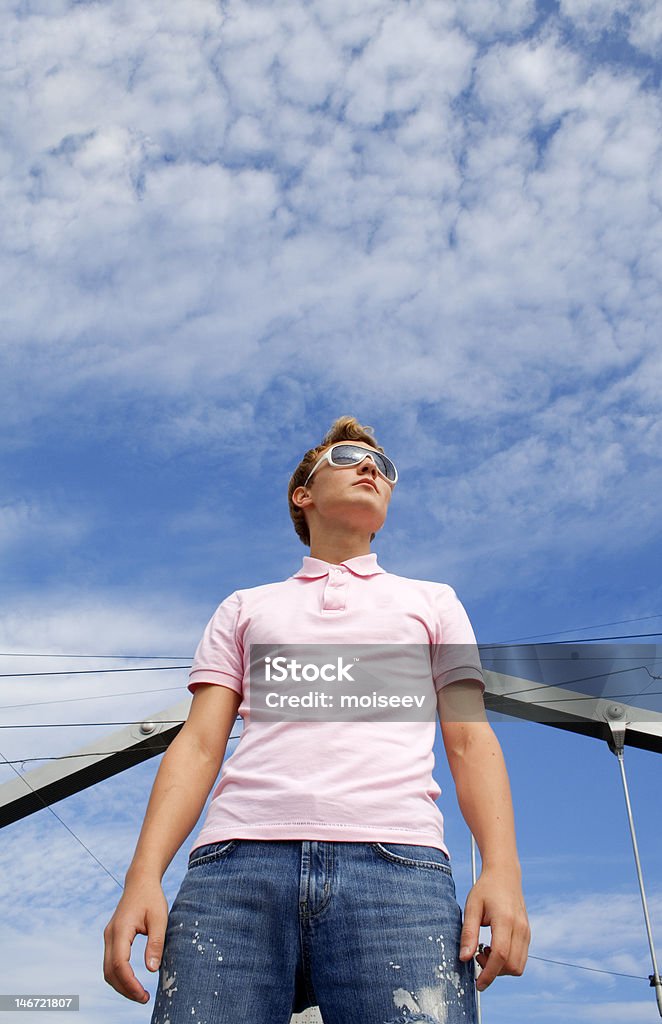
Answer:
[{"left": 103, "top": 416, "right": 530, "bottom": 1024}]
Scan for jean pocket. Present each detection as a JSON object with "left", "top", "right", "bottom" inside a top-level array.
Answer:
[
  {"left": 188, "top": 839, "right": 240, "bottom": 869},
  {"left": 370, "top": 843, "right": 452, "bottom": 874}
]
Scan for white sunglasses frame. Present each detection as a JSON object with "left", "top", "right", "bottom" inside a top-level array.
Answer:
[{"left": 303, "top": 443, "right": 398, "bottom": 488}]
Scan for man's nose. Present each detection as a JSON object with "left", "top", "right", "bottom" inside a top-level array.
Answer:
[{"left": 358, "top": 456, "right": 378, "bottom": 476}]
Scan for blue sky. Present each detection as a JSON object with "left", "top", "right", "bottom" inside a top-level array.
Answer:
[{"left": 1, "top": 0, "right": 661, "bottom": 1020}]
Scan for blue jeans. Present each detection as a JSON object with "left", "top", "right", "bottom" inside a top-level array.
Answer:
[{"left": 150, "top": 839, "right": 477, "bottom": 1024}]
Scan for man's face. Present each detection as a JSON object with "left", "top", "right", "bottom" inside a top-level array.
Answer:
[{"left": 296, "top": 441, "right": 394, "bottom": 537}]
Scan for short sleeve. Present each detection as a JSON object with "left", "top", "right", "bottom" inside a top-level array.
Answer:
[
  {"left": 188, "top": 591, "right": 244, "bottom": 696},
  {"left": 430, "top": 585, "right": 485, "bottom": 693}
]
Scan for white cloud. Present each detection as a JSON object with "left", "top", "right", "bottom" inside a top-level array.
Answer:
[
  {"left": 0, "top": 502, "right": 86, "bottom": 554},
  {"left": 455, "top": 0, "right": 538, "bottom": 37},
  {"left": 343, "top": 9, "right": 475, "bottom": 126},
  {"left": 0, "top": 592, "right": 202, "bottom": 782},
  {"left": 558, "top": 0, "right": 662, "bottom": 57},
  {"left": 528, "top": 889, "right": 662, "bottom": 959},
  {"left": 574, "top": 1002, "right": 662, "bottom": 1022},
  {"left": 0, "top": 780, "right": 194, "bottom": 1024},
  {"left": 0, "top": 592, "right": 201, "bottom": 657},
  {"left": 2, "top": 0, "right": 661, "bottom": 593},
  {"left": 2, "top": 802, "right": 659, "bottom": 1024},
  {"left": 627, "top": 1, "right": 662, "bottom": 55}
]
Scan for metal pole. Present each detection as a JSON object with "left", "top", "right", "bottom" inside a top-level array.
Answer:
[
  {"left": 470, "top": 832, "right": 482, "bottom": 1024},
  {"left": 614, "top": 749, "right": 662, "bottom": 1016},
  {"left": 606, "top": 709, "right": 662, "bottom": 1017}
]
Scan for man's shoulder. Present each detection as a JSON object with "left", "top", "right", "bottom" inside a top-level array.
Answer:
[
  {"left": 381, "top": 569, "right": 457, "bottom": 596},
  {"left": 229, "top": 574, "right": 299, "bottom": 603}
]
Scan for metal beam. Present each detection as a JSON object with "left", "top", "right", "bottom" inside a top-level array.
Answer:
[
  {"left": 480, "top": 643, "right": 662, "bottom": 754},
  {"left": 1, "top": 643, "right": 660, "bottom": 829},
  {"left": 0, "top": 698, "right": 192, "bottom": 828}
]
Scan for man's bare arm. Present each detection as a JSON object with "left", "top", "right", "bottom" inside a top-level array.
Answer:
[
  {"left": 437, "top": 681, "right": 530, "bottom": 991},
  {"left": 103, "top": 683, "right": 242, "bottom": 1003},
  {"left": 125, "top": 682, "right": 242, "bottom": 882}
]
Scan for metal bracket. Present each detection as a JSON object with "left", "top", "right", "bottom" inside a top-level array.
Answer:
[{"left": 603, "top": 702, "right": 627, "bottom": 756}]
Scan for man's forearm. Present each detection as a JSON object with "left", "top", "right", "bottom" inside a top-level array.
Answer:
[
  {"left": 125, "top": 729, "right": 223, "bottom": 884},
  {"left": 444, "top": 721, "right": 521, "bottom": 874},
  {"left": 438, "top": 683, "right": 530, "bottom": 984}
]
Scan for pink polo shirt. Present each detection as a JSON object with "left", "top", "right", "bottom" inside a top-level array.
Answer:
[{"left": 187, "top": 553, "right": 484, "bottom": 859}]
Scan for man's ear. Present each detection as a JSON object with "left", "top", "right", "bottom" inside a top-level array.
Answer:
[{"left": 292, "top": 486, "right": 313, "bottom": 510}]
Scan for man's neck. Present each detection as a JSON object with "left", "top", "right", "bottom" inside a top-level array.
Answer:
[{"left": 308, "top": 533, "right": 372, "bottom": 565}]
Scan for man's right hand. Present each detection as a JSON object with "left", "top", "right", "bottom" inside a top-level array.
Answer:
[{"left": 103, "top": 877, "right": 169, "bottom": 1003}]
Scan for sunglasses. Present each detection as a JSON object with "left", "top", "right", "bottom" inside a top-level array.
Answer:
[{"left": 304, "top": 443, "right": 398, "bottom": 487}]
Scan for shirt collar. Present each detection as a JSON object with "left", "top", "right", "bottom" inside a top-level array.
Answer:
[{"left": 291, "top": 553, "right": 386, "bottom": 579}]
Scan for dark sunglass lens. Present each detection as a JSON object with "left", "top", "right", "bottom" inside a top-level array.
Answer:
[
  {"left": 373, "top": 453, "right": 396, "bottom": 480},
  {"left": 331, "top": 445, "right": 396, "bottom": 480},
  {"left": 331, "top": 445, "right": 361, "bottom": 465}
]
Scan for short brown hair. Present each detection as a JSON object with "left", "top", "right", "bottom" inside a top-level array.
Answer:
[{"left": 288, "top": 416, "right": 384, "bottom": 546}]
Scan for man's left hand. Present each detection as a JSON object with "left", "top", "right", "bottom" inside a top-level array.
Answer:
[{"left": 458, "top": 869, "right": 531, "bottom": 991}]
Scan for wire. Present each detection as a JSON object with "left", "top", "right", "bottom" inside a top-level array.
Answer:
[
  {"left": 0, "top": 728, "right": 244, "bottom": 765},
  {"left": 496, "top": 614, "right": 662, "bottom": 644},
  {"left": 2, "top": 632, "right": 661, "bottom": 679},
  {"left": 0, "top": 748, "right": 125, "bottom": 889},
  {"left": 3, "top": 750, "right": 170, "bottom": 764},
  {"left": 0, "top": 613, "right": 657, "bottom": 661},
  {"left": 0, "top": 630, "right": 659, "bottom": 679},
  {"left": 489, "top": 663, "right": 662, "bottom": 702},
  {"left": 485, "top": 630, "right": 662, "bottom": 647},
  {"left": 526, "top": 953, "right": 648, "bottom": 980},
  {"left": 0, "top": 652, "right": 191, "bottom": 659},
  {"left": 494, "top": 688, "right": 662, "bottom": 705},
  {"left": 0, "top": 685, "right": 189, "bottom": 710},
  {"left": 0, "top": 720, "right": 243, "bottom": 888},
  {"left": 5, "top": 670, "right": 662, "bottom": 731},
  {"left": 1, "top": 663, "right": 660, "bottom": 713},
  {"left": 481, "top": 632, "right": 662, "bottom": 649},
  {"left": 0, "top": 721, "right": 187, "bottom": 728},
  {"left": 1, "top": 610, "right": 662, "bottom": 659},
  {"left": 0, "top": 665, "right": 191, "bottom": 678}
]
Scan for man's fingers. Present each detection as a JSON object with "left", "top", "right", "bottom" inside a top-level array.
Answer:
[
  {"left": 503, "top": 917, "right": 531, "bottom": 977},
  {"left": 474, "top": 923, "right": 530, "bottom": 988},
  {"left": 475, "top": 927, "right": 511, "bottom": 991},
  {"left": 459, "top": 896, "right": 483, "bottom": 961},
  {"left": 476, "top": 914, "right": 530, "bottom": 984},
  {"left": 103, "top": 925, "right": 150, "bottom": 1003},
  {"left": 145, "top": 905, "right": 169, "bottom": 972}
]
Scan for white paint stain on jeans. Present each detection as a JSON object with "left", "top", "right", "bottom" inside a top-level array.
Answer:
[{"left": 390, "top": 984, "right": 449, "bottom": 1024}]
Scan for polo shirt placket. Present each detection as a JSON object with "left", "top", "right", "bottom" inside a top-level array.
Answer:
[{"left": 322, "top": 563, "right": 349, "bottom": 612}]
